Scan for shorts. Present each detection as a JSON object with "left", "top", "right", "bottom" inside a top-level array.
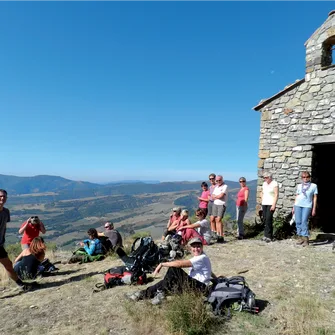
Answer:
[
  {"left": 208, "top": 201, "right": 214, "bottom": 216},
  {"left": 0, "top": 246, "right": 8, "bottom": 259},
  {"left": 212, "top": 204, "right": 226, "bottom": 218}
]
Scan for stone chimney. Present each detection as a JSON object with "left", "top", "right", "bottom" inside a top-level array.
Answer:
[{"left": 305, "top": 11, "right": 335, "bottom": 75}]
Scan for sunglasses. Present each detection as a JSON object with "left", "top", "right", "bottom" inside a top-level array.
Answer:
[
  {"left": 216, "top": 179, "right": 222, "bottom": 182},
  {"left": 209, "top": 177, "right": 215, "bottom": 180},
  {"left": 239, "top": 180, "right": 246, "bottom": 183},
  {"left": 30, "top": 216, "right": 39, "bottom": 219},
  {"left": 302, "top": 176, "right": 310, "bottom": 178}
]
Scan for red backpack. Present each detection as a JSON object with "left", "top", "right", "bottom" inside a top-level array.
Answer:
[{"left": 94, "top": 266, "right": 147, "bottom": 292}]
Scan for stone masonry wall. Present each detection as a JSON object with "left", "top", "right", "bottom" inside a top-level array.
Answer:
[{"left": 256, "top": 65, "right": 335, "bottom": 217}]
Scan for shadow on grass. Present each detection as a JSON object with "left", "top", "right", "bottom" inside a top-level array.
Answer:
[
  {"left": 41, "top": 269, "right": 81, "bottom": 277},
  {"left": 0, "top": 271, "right": 102, "bottom": 299},
  {"left": 310, "top": 233, "right": 335, "bottom": 247},
  {"left": 255, "top": 298, "right": 270, "bottom": 313}
]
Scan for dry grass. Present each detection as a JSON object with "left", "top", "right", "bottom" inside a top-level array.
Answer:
[{"left": 0, "top": 234, "right": 334, "bottom": 335}]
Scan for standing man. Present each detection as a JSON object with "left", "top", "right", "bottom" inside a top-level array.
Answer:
[
  {"left": 208, "top": 173, "right": 216, "bottom": 237},
  {"left": 0, "top": 189, "right": 29, "bottom": 290},
  {"left": 261, "top": 172, "right": 279, "bottom": 243},
  {"left": 212, "top": 175, "right": 228, "bottom": 243},
  {"left": 98, "top": 222, "right": 123, "bottom": 249}
]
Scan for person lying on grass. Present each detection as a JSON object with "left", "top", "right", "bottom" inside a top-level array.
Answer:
[{"left": 127, "top": 237, "right": 216, "bottom": 305}]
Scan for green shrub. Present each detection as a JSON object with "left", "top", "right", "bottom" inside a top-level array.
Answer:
[{"left": 165, "top": 289, "right": 217, "bottom": 335}]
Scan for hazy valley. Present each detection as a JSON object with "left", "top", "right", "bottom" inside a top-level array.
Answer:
[{"left": 1, "top": 174, "right": 257, "bottom": 248}]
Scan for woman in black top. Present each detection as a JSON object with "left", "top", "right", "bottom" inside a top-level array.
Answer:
[{"left": 14, "top": 237, "right": 46, "bottom": 280}]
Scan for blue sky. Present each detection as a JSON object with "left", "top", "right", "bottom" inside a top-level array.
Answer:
[{"left": 1, "top": 2, "right": 333, "bottom": 183}]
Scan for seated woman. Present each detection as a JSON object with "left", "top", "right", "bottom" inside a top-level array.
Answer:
[
  {"left": 166, "top": 209, "right": 190, "bottom": 237},
  {"left": 177, "top": 208, "right": 211, "bottom": 245},
  {"left": 68, "top": 228, "right": 104, "bottom": 264},
  {"left": 14, "top": 237, "right": 46, "bottom": 280},
  {"left": 127, "top": 237, "right": 216, "bottom": 305}
]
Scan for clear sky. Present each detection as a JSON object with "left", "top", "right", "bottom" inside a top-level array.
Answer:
[{"left": 1, "top": 2, "right": 334, "bottom": 183}]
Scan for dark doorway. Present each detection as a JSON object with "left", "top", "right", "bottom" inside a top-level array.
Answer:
[{"left": 311, "top": 143, "right": 335, "bottom": 233}]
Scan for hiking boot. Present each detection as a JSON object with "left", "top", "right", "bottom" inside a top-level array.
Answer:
[
  {"left": 151, "top": 290, "right": 165, "bottom": 305},
  {"left": 126, "top": 291, "right": 143, "bottom": 301},
  {"left": 296, "top": 236, "right": 304, "bottom": 245},
  {"left": 217, "top": 236, "right": 225, "bottom": 244},
  {"left": 237, "top": 235, "right": 244, "bottom": 240},
  {"left": 302, "top": 237, "right": 309, "bottom": 247}
]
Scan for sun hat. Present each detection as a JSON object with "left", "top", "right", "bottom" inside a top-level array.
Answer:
[{"left": 188, "top": 237, "right": 203, "bottom": 246}]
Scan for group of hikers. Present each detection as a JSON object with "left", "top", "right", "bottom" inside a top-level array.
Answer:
[{"left": 0, "top": 169, "right": 318, "bottom": 303}]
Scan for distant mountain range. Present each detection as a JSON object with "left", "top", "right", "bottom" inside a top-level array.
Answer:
[{"left": 0, "top": 174, "right": 257, "bottom": 199}]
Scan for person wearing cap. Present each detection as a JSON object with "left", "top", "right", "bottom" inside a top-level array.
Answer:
[
  {"left": 98, "top": 222, "right": 123, "bottom": 249},
  {"left": 260, "top": 172, "right": 279, "bottom": 243},
  {"left": 161, "top": 207, "right": 182, "bottom": 241},
  {"left": 127, "top": 237, "right": 216, "bottom": 305}
]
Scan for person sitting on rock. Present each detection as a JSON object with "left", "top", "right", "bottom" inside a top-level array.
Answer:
[
  {"left": 127, "top": 237, "right": 216, "bottom": 305},
  {"left": 177, "top": 208, "right": 210, "bottom": 245},
  {"left": 98, "top": 222, "right": 123, "bottom": 250}
]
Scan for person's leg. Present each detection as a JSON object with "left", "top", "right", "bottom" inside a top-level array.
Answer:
[
  {"left": 294, "top": 205, "right": 303, "bottom": 237},
  {"left": 181, "top": 228, "right": 206, "bottom": 246},
  {"left": 300, "top": 207, "right": 312, "bottom": 237},
  {"left": 236, "top": 206, "right": 246, "bottom": 237},
  {"left": 141, "top": 267, "right": 190, "bottom": 298},
  {"left": 262, "top": 205, "right": 273, "bottom": 239},
  {"left": 0, "top": 256, "right": 21, "bottom": 283}
]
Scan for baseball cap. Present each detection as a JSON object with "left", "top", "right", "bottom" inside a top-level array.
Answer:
[{"left": 188, "top": 237, "right": 203, "bottom": 246}]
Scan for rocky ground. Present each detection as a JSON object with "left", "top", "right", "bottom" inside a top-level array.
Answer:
[{"left": 0, "top": 234, "right": 334, "bottom": 335}]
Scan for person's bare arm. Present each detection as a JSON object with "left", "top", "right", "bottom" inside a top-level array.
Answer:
[
  {"left": 312, "top": 194, "right": 317, "bottom": 216},
  {"left": 153, "top": 259, "right": 192, "bottom": 277},
  {"left": 168, "top": 221, "right": 179, "bottom": 231},
  {"left": 97, "top": 232, "right": 105, "bottom": 237},
  {"left": 271, "top": 186, "right": 279, "bottom": 211},
  {"left": 178, "top": 222, "right": 201, "bottom": 231},
  {"left": 18, "top": 220, "right": 29, "bottom": 235},
  {"left": 14, "top": 249, "right": 28, "bottom": 264},
  {"left": 244, "top": 189, "right": 249, "bottom": 203},
  {"left": 39, "top": 221, "right": 46, "bottom": 234}
]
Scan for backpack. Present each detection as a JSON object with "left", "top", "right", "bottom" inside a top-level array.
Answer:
[
  {"left": 94, "top": 265, "right": 147, "bottom": 292},
  {"left": 206, "top": 276, "right": 258, "bottom": 318},
  {"left": 116, "top": 236, "right": 161, "bottom": 274}
]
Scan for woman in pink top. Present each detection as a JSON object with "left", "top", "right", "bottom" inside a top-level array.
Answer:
[
  {"left": 236, "top": 177, "right": 249, "bottom": 240},
  {"left": 198, "top": 182, "right": 210, "bottom": 216}
]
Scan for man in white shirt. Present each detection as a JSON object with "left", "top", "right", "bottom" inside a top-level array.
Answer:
[
  {"left": 261, "top": 172, "right": 279, "bottom": 242},
  {"left": 212, "top": 175, "right": 228, "bottom": 243}
]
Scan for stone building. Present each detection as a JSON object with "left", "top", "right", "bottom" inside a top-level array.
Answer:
[{"left": 253, "top": 11, "right": 335, "bottom": 233}]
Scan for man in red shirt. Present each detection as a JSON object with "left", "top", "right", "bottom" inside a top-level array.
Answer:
[{"left": 19, "top": 216, "right": 46, "bottom": 250}]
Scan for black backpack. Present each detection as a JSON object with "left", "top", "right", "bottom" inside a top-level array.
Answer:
[
  {"left": 206, "top": 276, "right": 258, "bottom": 318},
  {"left": 116, "top": 236, "right": 161, "bottom": 274}
]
